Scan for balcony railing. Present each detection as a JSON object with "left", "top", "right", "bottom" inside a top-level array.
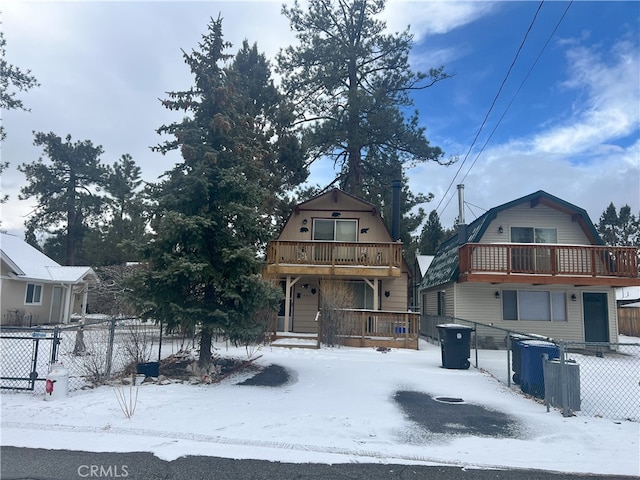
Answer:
[
  {"left": 267, "top": 241, "right": 403, "bottom": 268},
  {"left": 459, "top": 243, "right": 638, "bottom": 278}
]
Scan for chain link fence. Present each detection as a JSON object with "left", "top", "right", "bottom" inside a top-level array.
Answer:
[
  {"left": 421, "top": 314, "right": 639, "bottom": 422},
  {"left": 1, "top": 318, "right": 178, "bottom": 394}
]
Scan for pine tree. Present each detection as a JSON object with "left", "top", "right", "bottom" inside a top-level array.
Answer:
[
  {"left": 418, "top": 210, "right": 446, "bottom": 255},
  {"left": 86, "top": 154, "right": 148, "bottom": 266},
  {"left": 0, "top": 27, "right": 40, "bottom": 142},
  {"left": 132, "top": 17, "right": 302, "bottom": 368},
  {"left": 19, "top": 132, "right": 107, "bottom": 265},
  {"left": 596, "top": 203, "right": 639, "bottom": 247},
  {"left": 276, "top": 0, "right": 451, "bottom": 196}
]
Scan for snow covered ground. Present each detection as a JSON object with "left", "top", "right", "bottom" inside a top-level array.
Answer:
[{"left": 1, "top": 339, "right": 638, "bottom": 477}]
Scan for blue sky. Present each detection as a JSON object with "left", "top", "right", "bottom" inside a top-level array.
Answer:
[{"left": 1, "top": 1, "right": 638, "bottom": 237}]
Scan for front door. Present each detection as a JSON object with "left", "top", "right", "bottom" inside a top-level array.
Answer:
[
  {"left": 583, "top": 292, "right": 609, "bottom": 342},
  {"left": 51, "top": 286, "right": 63, "bottom": 323}
]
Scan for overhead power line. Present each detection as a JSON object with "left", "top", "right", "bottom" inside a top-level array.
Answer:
[
  {"left": 458, "top": 1, "right": 574, "bottom": 187},
  {"left": 433, "top": 1, "right": 547, "bottom": 221}
]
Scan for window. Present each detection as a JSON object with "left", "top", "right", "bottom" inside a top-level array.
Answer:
[
  {"left": 313, "top": 219, "right": 357, "bottom": 261},
  {"left": 510, "top": 227, "right": 557, "bottom": 244},
  {"left": 510, "top": 227, "right": 557, "bottom": 272},
  {"left": 437, "top": 291, "right": 446, "bottom": 316},
  {"left": 313, "top": 219, "right": 357, "bottom": 241},
  {"left": 25, "top": 283, "right": 43, "bottom": 305},
  {"left": 502, "top": 290, "right": 567, "bottom": 321},
  {"left": 350, "top": 281, "right": 374, "bottom": 310}
]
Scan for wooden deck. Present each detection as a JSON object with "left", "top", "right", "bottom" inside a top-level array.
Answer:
[
  {"left": 265, "top": 241, "right": 403, "bottom": 277},
  {"left": 458, "top": 243, "right": 639, "bottom": 286}
]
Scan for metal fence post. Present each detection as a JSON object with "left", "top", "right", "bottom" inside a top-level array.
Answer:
[
  {"left": 105, "top": 318, "right": 116, "bottom": 379},
  {"left": 473, "top": 322, "right": 478, "bottom": 368},
  {"left": 559, "top": 341, "right": 569, "bottom": 418},
  {"left": 50, "top": 326, "right": 60, "bottom": 364},
  {"left": 507, "top": 332, "right": 512, "bottom": 388}
]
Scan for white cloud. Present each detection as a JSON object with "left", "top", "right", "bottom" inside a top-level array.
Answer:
[
  {"left": 532, "top": 40, "right": 640, "bottom": 155},
  {"left": 385, "top": 0, "right": 497, "bottom": 39}
]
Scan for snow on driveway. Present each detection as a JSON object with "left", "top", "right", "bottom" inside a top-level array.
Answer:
[{"left": 1, "top": 339, "right": 638, "bottom": 476}]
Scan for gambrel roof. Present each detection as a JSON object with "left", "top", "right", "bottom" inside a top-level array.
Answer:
[{"left": 420, "top": 190, "right": 604, "bottom": 290}]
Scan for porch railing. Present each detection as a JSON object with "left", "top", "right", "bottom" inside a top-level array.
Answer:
[
  {"left": 267, "top": 241, "right": 403, "bottom": 268},
  {"left": 459, "top": 243, "right": 638, "bottom": 278},
  {"left": 325, "top": 309, "right": 419, "bottom": 341}
]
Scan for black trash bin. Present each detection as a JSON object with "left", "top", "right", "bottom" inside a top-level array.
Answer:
[{"left": 437, "top": 324, "right": 474, "bottom": 369}]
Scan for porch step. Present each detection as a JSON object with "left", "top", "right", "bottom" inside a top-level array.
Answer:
[{"left": 270, "top": 333, "right": 319, "bottom": 349}]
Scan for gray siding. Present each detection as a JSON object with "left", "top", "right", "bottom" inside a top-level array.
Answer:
[{"left": 453, "top": 282, "right": 617, "bottom": 342}]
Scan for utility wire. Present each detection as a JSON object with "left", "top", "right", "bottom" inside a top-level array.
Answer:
[
  {"left": 458, "top": 0, "right": 574, "bottom": 188},
  {"left": 433, "top": 1, "right": 545, "bottom": 220}
]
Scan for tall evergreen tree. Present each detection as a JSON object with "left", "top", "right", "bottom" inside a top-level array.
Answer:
[
  {"left": 18, "top": 132, "right": 107, "bottom": 265},
  {"left": 418, "top": 210, "right": 445, "bottom": 255},
  {"left": 276, "top": 0, "right": 451, "bottom": 198},
  {"left": 132, "top": 17, "right": 303, "bottom": 367},
  {"left": 596, "top": 203, "right": 639, "bottom": 247},
  {"left": 0, "top": 27, "right": 40, "bottom": 142},
  {"left": 86, "top": 154, "right": 148, "bottom": 266}
]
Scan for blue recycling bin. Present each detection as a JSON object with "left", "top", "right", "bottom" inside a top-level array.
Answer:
[
  {"left": 437, "top": 324, "right": 474, "bottom": 369},
  {"left": 509, "top": 334, "right": 529, "bottom": 384},
  {"left": 519, "top": 341, "right": 559, "bottom": 398}
]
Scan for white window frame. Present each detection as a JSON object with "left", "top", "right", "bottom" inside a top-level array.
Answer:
[{"left": 25, "top": 283, "right": 43, "bottom": 305}]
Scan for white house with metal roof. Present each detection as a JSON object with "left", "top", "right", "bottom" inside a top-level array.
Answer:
[{"left": 0, "top": 233, "right": 97, "bottom": 325}]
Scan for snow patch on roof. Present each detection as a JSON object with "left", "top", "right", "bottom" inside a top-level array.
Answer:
[{"left": 1, "top": 233, "right": 95, "bottom": 283}]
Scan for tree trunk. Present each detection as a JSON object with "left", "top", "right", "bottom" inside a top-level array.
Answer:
[{"left": 198, "top": 327, "right": 213, "bottom": 369}]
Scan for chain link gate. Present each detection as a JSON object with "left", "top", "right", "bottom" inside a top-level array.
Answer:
[{"left": 1, "top": 327, "right": 60, "bottom": 391}]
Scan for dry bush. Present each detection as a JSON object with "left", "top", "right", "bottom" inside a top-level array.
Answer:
[
  {"left": 122, "top": 321, "right": 156, "bottom": 364},
  {"left": 319, "top": 279, "right": 354, "bottom": 347}
]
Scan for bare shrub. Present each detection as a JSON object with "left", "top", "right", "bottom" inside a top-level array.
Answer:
[
  {"left": 319, "top": 279, "right": 354, "bottom": 347},
  {"left": 89, "top": 264, "right": 142, "bottom": 316},
  {"left": 114, "top": 378, "right": 139, "bottom": 418},
  {"left": 67, "top": 324, "right": 118, "bottom": 386},
  {"left": 122, "top": 321, "right": 155, "bottom": 364}
]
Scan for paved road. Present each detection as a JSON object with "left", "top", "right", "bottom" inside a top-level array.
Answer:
[{"left": 2, "top": 447, "right": 634, "bottom": 480}]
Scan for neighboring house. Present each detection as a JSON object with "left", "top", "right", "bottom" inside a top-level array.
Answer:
[
  {"left": 420, "top": 191, "right": 639, "bottom": 344},
  {"left": 264, "top": 188, "right": 419, "bottom": 349},
  {"left": 1, "top": 233, "right": 97, "bottom": 326},
  {"left": 412, "top": 254, "right": 434, "bottom": 312},
  {"left": 616, "top": 286, "right": 640, "bottom": 337},
  {"left": 616, "top": 286, "right": 640, "bottom": 306}
]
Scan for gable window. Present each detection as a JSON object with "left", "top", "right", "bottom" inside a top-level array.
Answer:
[
  {"left": 502, "top": 290, "right": 566, "bottom": 321},
  {"left": 313, "top": 219, "right": 357, "bottom": 241},
  {"left": 313, "top": 219, "right": 357, "bottom": 261},
  {"left": 25, "top": 283, "right": 43, "bottom": 305},
  {"left": 510, "top": 227, "right": 557, "bottom": 272}
]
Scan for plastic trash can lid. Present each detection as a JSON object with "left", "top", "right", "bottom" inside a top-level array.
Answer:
[{"left": 436, "top": 323, "right": 474, "bottom": 329}]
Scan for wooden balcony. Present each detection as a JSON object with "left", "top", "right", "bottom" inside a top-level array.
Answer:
[
  {"left": 265, "top": 241, "right": 403, "bottom": 277},
  {"left": 458, "top": 243, "right": 639, "bottom": 286}
]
